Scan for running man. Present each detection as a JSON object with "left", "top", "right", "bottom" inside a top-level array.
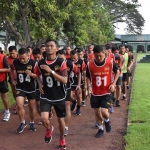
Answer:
[
  {"left": 0, "top": 53, "right": 11, "bottom": 121},
  {"left": 119, "top": 45, "right": 132, "bottom": 100},
  {"left": 10, "top": 48, "right": 37, "bottom": 133},
  {"left": 70, "top": 50, "right": 86, "bottom": 115},
  {"left": 36, "top": 40, "right": 67, "bottom": 150},
  {"left": 57, "top": 49, "right": 81, "bottom": 136},
  {"left": 86, "top": 45, "right": 119, "bottom": 138},
  {"left": 7, "top": 46, "right": 18, "bottom": 114}
]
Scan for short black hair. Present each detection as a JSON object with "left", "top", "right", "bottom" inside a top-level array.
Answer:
[
  {"left": 40, "top": 45, "right": 45, "bottom": 48},
  {"left": 119, "top": 45, "right": 125, "bottom": 49},
  {"left": 76, "top": 48, "right": 84, "bottom": 53},
  {"left": 8, "top": 46, "right": 17, "bottom": 52},
  {"left": 112, "top": 46, "right": 118, "bottom": 52},
  {"left": 70, "top": 50, "right": 77, "bottom": 55},
  {"left": 93, "top": 45, "right": 104, "bottom": 53},
  {"left": 18, "top": 48, "right": 28, "bottom": 55},
  {"left": 125, "top": 45, "right": 129, "bottom": 49},
  {"left": 105, "top": 44, "right": 111, "bottom": 50},
  {"left": 56, "top": 49, "right": 65, "bottom": 55},
  {"left": 45, "top": 39, "right": 58, "bottom": 46},
  {"left": 33, "top": 48, "right": 41, "bottom": 55}
]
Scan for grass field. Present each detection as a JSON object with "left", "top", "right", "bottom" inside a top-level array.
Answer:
[
  {"left": 0, "top": 84, "right": 15, "bottom": 112},
  {"left": 125, "top": 53, "right": 150, "bottom": 150}
]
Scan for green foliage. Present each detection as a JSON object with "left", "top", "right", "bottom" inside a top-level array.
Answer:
[{"left": 1, "top": 0, "right": 144, "bottom": 47}]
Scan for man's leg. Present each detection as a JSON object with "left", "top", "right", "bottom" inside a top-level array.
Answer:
[
  {"left": 75, "top": 88, "right": 82, "bottom": 115},
  {"left": 1, "top": 92, "right": 10, "bottom": 121},
  {"left": 122, "top": 73, "right": 128, "bottom": 100},
  {"left": 70, "top": 86, "right": 77, "bottom": 111},
  {"left": 40, "top": 100, "right": 54, "bottom": 143},
  {"left": 16, "top": 94, "right": 27, "bottom": 133},
  {"left": 54, "top": 101, "right": 66, "bottom": 149},
  {"left": 64, "top": 89, "right": 71, "bottom": 136}
]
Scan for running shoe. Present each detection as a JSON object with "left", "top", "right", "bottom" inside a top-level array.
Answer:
[
  {"left": 123, "top": 96, "right": 127, "bottom": 101},
  {"left": 71, "top": 100, "right": 77, "bottom": 111},
  {"left": 24, "top": 100, "right": 28, "bottom": 106},
  {"left": 81, "top": 101, "right": 86, "bottom": 107},
  {"left": 64, "top": 128, "right": 68, "bottom": 136},
  {"left": 59, "top": 138, "right": 66, "bottom": 150},
  {"left": 76, "top": 109, "right": 81, "bottom": 115},
  {"left": 30, "top": 123, "right": 36, "bottom": 131},
  {"left": 3, "top": 112, "right": 11, "bottom": 122},
  {"left": 104, "top": 121, "right": 111, "bottom": 133},
  {"left": 95, "top": 129, "right": 104, "bottom": 138},
  {"left": 45, "top": 126, "right": 54, "bottom": 143},
  {"left": 95, "top": 122, "right": 99, "bottom": 128},
  {"left": 110, "top": 105, "right": 114, "bottom": 113},
  {"left": 16, "top": 122, "right": 27, "bottom": 133},
  {"left": 38, "top": 121, "right": 42, "bottom": 125},
  {"left": 116, "top": 100, "right": 120, "bottom": 107}
]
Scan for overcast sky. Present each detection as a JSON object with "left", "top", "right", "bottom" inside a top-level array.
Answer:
[{"left": 115, "top": 0, "right": 150, "bottom": 34}]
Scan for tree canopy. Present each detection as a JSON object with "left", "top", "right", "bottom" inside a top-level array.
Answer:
[{"left": 0, "top": 0, "right": 145, "bottom": 49}]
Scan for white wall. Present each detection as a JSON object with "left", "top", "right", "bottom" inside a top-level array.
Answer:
[{"left": 0, "top": 41, "right": 20, "bottom": 51}]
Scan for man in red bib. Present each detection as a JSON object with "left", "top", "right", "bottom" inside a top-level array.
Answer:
[{"left": 86, "top": 45, "right": 119, "bottom": 138}]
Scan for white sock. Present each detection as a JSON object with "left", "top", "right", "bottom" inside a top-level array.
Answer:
[
  {"left": 5, "top": 109, "right": 10, "bottom": 114},
  {"left": 30, "top": 121, "right": 34, "bottom": 124},
  {"left": 65, "top": 126, "right": 68, "bottom": 130},
  {"left": 21, "top": 120, "right": 25, "bottom": 124},
  {"left": 105, "top": 118, "right": 109, "bottom": 122},
  {"left": 98, "top": 125, "right": 103, "bottom": 130},
  {"left": 123, "top": 94, "right": 126, "bottom": 97},
  {"left": 5, "top": 109, "right": 9, "bottom": 114}
]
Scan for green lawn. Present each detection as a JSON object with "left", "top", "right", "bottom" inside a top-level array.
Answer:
[
  {"left": 125, "top": 53, "right": 150, "bottom": 150},
  {"left": 0, "top": 84, "right": 15, "bottom": 111}
]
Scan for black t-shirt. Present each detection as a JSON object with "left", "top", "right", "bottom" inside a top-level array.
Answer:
[
  {"left": 86, "top": 58, "right": 118, "bottom": 79},
  {"left": 38, "top": 57, "right": 66, "bottom": 102},
  {"left": 13, "top": 59, "right": 36, "bottom": 92}
]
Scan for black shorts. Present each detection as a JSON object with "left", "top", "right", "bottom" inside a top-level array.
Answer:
[
  {"left": 90, "top": 94, "right": 111, "bottom": 109},
  {"left": 66, "top": 89, "right": 71, "bottom": 101},
  {"left": 0, "top": 80, "right": 8, "bottom": 94},
  {"left": 128, "top": 71, "right": 132, "bottom": 77},
  {"left": 116, "top": 76, "right": 122, "bottom": 85},
  {"left": 122, "top": 73, "right": 128, "bottom": 82},
  {"left": 40, "top": 100, "right": 66, "bottom": 118},
  {"left": 15, "top": 90, "right": 36, "bottom": 100},
  {"left": 35, "top": 90, "right": 41, "bottom": 101}
]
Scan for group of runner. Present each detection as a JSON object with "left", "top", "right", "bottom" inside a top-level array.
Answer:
[{"left": 0, "top": 40, "right": 134, "bottom": 150}]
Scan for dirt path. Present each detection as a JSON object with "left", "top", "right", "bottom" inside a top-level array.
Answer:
[{"left": 0, "top": 57, "right": 136, "bottom": 150}]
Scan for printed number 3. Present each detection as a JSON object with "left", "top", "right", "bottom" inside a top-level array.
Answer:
[{"left": 96, "top": 76, "right": 107, "bottom": 87}]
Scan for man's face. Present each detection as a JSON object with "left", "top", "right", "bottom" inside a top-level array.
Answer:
[
  {"left": 88, "top": 46, "right": 93, "bottom": 53},
  {"left": 125, "top": 48, "right": 129, "bottom": 53},
  {"left": 9, "top": 50, "right": 17, "bottom": 59},
  {"left": 65, "top": 47, "right": 71, "bottom": 54},
  {"left": 120, "top": 46, "right": 125, "bottom": 54},
  {"left": 70, "top": 54, "right": 78, "bottom": 63},
  {"left": 114, "top": 50, "right": 119, "bottom": 54},
  {"left": 18, "top": 53, "right": 29, "bottom": 64},
  {"left": 46, "top": 41, "right": 57, "bottom": 55},
  {"left": 94, "top": 51, "right": 105, "bottom": 62},
  {"left": 77, "top": 52, "right": 84, "bottom": 59},
  {"left": 33, "top": 54, "right": 42, "bottom": 62},
  {"left": 104, "top": 50, "right": 109, "bottom": 57},
  {"left": 40, "top": 47, "right": 46, "bottom": 54}
]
